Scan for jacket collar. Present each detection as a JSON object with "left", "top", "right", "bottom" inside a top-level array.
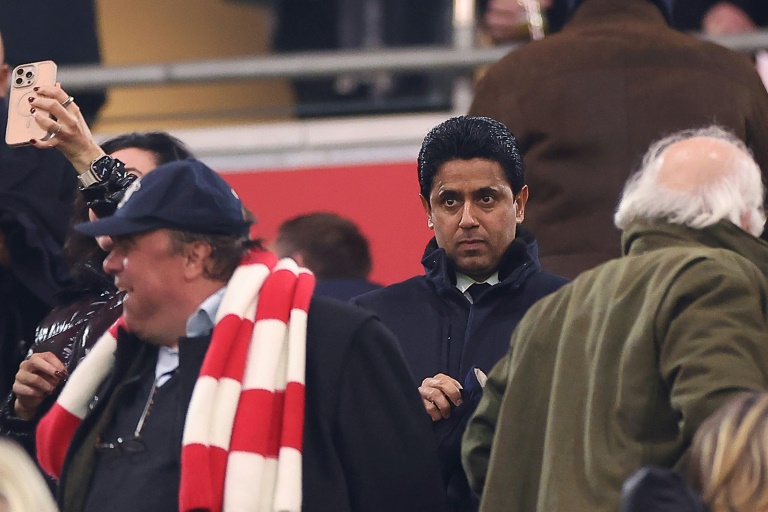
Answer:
[
  {"left": 421, "top": 226, "right": 541, "bottom": 293},
  {"left": 622, "top": 220, "right": 768, "bottom": 278}
]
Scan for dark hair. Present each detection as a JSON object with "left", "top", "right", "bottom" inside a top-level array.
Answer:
[
  {"left": 273, "top": 212, "right": 372, "bottom": 280},
  {"left": 64, "top": 131, "right": 194, "bottom": 286},
  {"left": 168, "top": 230, "right": 260, "bottom": 282},
  {"left": 99, "top": 131, "right": 193, "bottom": 166},
  {"left": 417, "top": 116, "right": 525, "bottom": 202}
]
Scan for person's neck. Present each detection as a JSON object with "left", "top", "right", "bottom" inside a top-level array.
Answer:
[{"left": 155, "top": 279, "right": 227, "bottom": 348}]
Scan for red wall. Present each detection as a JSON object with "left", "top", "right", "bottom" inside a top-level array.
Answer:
[{"left": 222, "top": 161, "right": 433, "bottom": 286}]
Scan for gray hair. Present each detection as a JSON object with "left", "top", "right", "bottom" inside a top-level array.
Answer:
[{"left": 614, "top": 126, "right": 766, "bottom": 237}]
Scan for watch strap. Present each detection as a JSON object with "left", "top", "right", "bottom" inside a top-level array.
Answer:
[
  {"left": 78, "top": 155, "right": 114, "bottom": 188},
  {"left": 77, "top": 167, "right": 101, "bottom": 187}
]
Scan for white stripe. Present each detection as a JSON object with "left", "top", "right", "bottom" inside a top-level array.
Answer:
[
  {"left": 285, "top": 310, "right": 308, "bottom": 385},
  {"left": 57, "top": 333, "right": 117, "bottom": 418},
  {"left": 242, "top": 319, "right": 287, "bottom": 391},
  {"left": 223, "top": 452, "right": 275, "bottom": 512},
  {"left": 275, "top": 258, "right": 300, "bottom": 275},
  {"left": 210, "top": 377, "right": 242, "bottom": 450},
  {"left": 217, "top": 263, "right": 270, "bottom": 322},
  {"left": 182, "top": 375, "right": 217, "bottom": 445},
  {"left": 273, "top": 447, "right": 302, "bottom": 512}
]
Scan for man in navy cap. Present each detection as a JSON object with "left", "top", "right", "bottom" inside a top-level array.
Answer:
[{"left": 37, "top": 159, "right": 446, "bottom": 512}]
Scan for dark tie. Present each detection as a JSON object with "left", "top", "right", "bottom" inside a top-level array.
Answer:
[{"left": 467, "top": 283, "right": 492, "bottom": 303}]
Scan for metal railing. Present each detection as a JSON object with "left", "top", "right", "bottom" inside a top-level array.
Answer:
[{"left": 57, "top": 29, "right": 768, "bottom": 92}]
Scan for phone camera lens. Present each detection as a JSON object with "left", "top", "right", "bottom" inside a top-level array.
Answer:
[
  {"left": 16, "top": 69, "right": 23, "bottom": 75},
  {"left": 15, "top": 78, "right": 22, "bottom": 85},
  {"left": 25, "top": 72, "right": 33, "bottom": 79}
]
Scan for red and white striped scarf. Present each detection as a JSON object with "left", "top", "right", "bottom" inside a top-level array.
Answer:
[{"left": 37, "top": 249, "right": 315, "bottom": 512}]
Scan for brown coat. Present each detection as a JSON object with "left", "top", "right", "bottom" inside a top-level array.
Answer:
[{"left": 469, "top": 0, "right": 768, "bottom": 278}]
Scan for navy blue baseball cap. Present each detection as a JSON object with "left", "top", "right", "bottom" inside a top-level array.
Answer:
[{"left": 75, "top": 158, "right": 251, "bottom": 238}]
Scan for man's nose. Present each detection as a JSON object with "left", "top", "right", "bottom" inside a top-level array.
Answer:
[
  {"left": 459, "top": 202, "right": 479, "bottom": 228},
  {"left": 102, "top": 249, "right": 123, "bottom": 276}
]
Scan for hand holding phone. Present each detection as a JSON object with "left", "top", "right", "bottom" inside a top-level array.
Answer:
[{"left": 5, "top": 61, "right": 58, "bottom": 147}]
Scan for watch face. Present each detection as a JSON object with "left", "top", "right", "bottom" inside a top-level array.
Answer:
[{"left": 92, "top": 156, "right": 114, "bottom": 181}]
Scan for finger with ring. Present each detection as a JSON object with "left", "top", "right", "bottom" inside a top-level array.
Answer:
[
  {"left": 61, "top": 96, "right": 75, "bottom": 108},
  {"left": 49, "top": 123, "right": 62, "bottom": 139}
]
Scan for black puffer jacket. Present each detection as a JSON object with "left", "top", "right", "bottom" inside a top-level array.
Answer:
[{"left": 0, "top": 263, "right": 123, "bottom": 457}]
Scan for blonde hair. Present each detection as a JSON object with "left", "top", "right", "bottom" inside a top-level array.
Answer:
[
  {"left": 0, "top": 439, "right": 58, "bottom": 512},
  {"left": 690, "top": 393, "right": 768, "bottom": 512}
]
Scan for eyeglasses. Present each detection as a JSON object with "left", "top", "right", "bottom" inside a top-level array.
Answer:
[{"left": 95, "top": 369, "right": 175, "bottom": 455}]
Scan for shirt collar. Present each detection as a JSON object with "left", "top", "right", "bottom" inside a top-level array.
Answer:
[
  {"left": 154, "top": 287, "right": 225, "bottom": 387},
  {"left": 185, "top": 287, "right": 226, "bottom": 338},
  {"left": 455, "top": 272, "right": 500, "bottom": 294}
]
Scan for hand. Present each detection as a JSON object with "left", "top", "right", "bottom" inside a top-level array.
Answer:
[
  {"left": 27, "top": 84, "right": 105, "bottom": 175},
  {"left": 703, "top": 2, "right": 757, "bottom": 35},
  {"left": 12, "top": 352, "right": 67, "bottom": 420},
  {"left": 419, "top": 373, "right": 463, "bottom": 421},
  {"left": 482, "top": 0, "right": 553, "bottom": 43}
]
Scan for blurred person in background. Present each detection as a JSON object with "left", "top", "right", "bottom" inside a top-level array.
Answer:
[
  {"left": 477, "top": 0, "right": 571, "bottom": 43},
  {"left": 468, "top": 0, "right": 768, "bottom": 279},
  {"left": 618, "top": 392, "right": 768, "bottom": 512},
  {"left": 0, "top": 1, "right": 105, "bottom": 123},
  {"left": 689, "top": 392, "right": 768, "bottom": 512},
  {"left": 272, "top": 212, "right": 381, "bottom": 301},
  {"left": 674, "top": 1, "right": 767, "bottom": 33},
  {"left": 271, "top": 0, "right": 453, "bottom": 116},
  {"left": 0, "top": 33, "right": 78, "bottom": 404},
  {"left": 0, "top": 439, "right": 58, "bottom": 512}
]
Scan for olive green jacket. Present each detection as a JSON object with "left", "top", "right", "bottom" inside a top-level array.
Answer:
[{"left": 462, "top": 220, "right": 768, "bottom": 512}]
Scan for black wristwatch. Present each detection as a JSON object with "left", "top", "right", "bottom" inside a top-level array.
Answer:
[{"left": 78, "top": 155, "right": 117, "bottom": 187}]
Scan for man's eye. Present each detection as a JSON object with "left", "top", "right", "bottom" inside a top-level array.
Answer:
[
  {"left": 445, "top": 198, "right": 456, "bottom": 206},
  {"left": 480, "top": 195, "right": 493, "bottom": 204}
]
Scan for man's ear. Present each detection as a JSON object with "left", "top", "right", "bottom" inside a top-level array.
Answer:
[
  {"left": 290, "top": 251, "right": 306, "bottom": 267},
  {"left": 420, "top": 194, "right": 434, "bottom": 230},
  {"left": 183, "top": 241, "right": 213, "bottom": 280},
  {"left": 514, "top": 185, "right": 529, "bottom": 224}
]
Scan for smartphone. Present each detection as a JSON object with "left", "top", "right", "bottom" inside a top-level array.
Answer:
[{"left": 5, "top": 60, "right": 58, "bottom": 147}]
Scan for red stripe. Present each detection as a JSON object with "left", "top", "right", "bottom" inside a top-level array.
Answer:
[
  {"left": 210, "top": 446, "right": 228, "bottom": 512},
  {"left": 180, "top": 443, "right": 215, "bottom": 512},
  {"left": 199, "top": 314, "right": 243, "bottom": 378},
  {"left": 293, "top": 272, "right": 315, "bottom": 312},
  {"left": 36, "top": 404, "right": 82, "bottom": 479},
  {"left": 230, "top": 389, "right": 285, "bottom": 458},
  {"left": 108, "top": 317, "right": 125, "bottom": 338},
  {"left": 255, "top": 269, "right": 297, "bottom": 322},
  {"left": 281, "top": 382, "right": 306, "bottom": 452},
  {"left": 221, "top": 318, "right": 253, "bottom": 381}
]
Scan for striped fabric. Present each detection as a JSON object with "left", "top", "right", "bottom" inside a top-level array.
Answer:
[{"left": 37, "top": 249, "right": 315, "bottom": 512}]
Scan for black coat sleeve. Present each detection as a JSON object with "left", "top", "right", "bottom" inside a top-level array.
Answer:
[{"left": 333, "top": 317, "right": 447, "bottom": 512}]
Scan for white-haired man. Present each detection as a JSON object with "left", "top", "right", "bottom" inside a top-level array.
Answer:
[{"left": 462, "top": 126, "right": 768, "bottom": 512}]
